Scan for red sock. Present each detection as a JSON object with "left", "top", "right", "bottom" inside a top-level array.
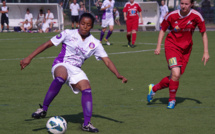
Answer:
[
  {"left": 169, "top": 79, "right": 179, "bottom": 102},
  {"left": 127, "top": 34, "right": 131, "bottom": 43},
  {"left": 152, "top": 76, "right": 170, "bottom": 92},
  {"left": 132, "top": 33, "right": 136, "bottom": 45}
]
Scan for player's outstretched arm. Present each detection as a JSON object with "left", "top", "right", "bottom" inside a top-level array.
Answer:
[
  {"left": 155, "top": 29, "right": 165, "bottom": 55},
  {"left": 20, "top": 40, "right": 54, "bottom": 70},
  {"left": 201, "top": 31, "right": 210, "bottom": 66},
  {"left": 101, "top": 57, "right": 127, "bottom": 83}
]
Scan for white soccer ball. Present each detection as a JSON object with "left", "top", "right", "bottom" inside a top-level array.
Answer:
[{"left": 46, "top": 116, "right": 67, "bottom": 134}]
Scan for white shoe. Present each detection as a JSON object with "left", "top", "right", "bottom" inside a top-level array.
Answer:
[{"left": 106, "top": 41, "right": 110, "bottom": 45}]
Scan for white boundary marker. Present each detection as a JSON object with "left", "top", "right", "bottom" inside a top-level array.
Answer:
[{"left": 0, "top": 48, "right": 164, "bottom": 61}]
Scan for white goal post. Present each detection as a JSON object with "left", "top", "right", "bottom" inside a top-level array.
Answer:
[
  {"left": 138, "top": 2, "right": 160, "bottom": 31},
  {"left": 0, "top": 3, "right": 64, "bottom": 31}
]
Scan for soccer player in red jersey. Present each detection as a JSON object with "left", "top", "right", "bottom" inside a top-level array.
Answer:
[
  {"left": 123, "top": 0, "right": 143, "bottom": 48},
  {"left": 147, "top": 0, "right": 210, "bottom": 109}
]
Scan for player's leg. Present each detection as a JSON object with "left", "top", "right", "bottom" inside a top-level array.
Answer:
[
  {"left": 167, "top": 67, "right": 181, "bottom": 109},
  {"left": 32, "top": 66, "right": 67, "bottom": 119},
  {"left": 131, "top": 30, "right": 137, "bottom": 47},
  {"left": 100, "top": 27, "right": 106, "bottom": 42},
  {"left": 104, "top": 25, "right": 113, "bottom": 45},
  {"left": 126, "top": 21, "right": 132, "bottom": 47},
  {"left": 72, "top": 80, "right": 99, "bottom": 132},
  {"left": 127, "top": 32, "right": 132, "bottom": 47},
  {"left": 76, "top": 16, "right": 79, "bottom": 28},
  {"left": 147, "top": 76, "right": 170, "bottom": 103},
  {"left": 6, "top": 18, "right": 9, "bottom": 31},
  {"left": 105, "top": 18, "right": 114, "bottom": 42},
  {"left": 71, "top": 16, "right": 75, "bottom": 29},
  {"left": 131, "top": 19, "right": 139, "bottom": 47},
  {"left": 1, "top": 18, "right": 4, "bottom": 32}
]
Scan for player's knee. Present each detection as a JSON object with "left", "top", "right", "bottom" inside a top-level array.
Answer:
[{"left": 54, "top": 66, "right": 68, "bottom": 81}]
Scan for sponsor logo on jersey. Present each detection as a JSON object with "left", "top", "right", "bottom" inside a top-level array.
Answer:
[
  {"left": 89, "top": 42, "right": 95, "bottom": 49},
  {"left": 174, "top": 25, "right": 180, "bottom": 32},
  {"left": 56, "top": 33, "right": 62, "bottom": 39},
  {"left": 169, "top": 57, "right": 177, "bottom": 67},
  {"left": 187, "top": 20, "right": 192, "bottom": 25},
  {"left": 69, "top": 37, "right": 78, "bottom": 42}
]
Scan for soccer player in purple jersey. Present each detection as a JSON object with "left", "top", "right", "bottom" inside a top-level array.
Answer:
[
  {"left": 20, "top": 13, "right": 127, "bottom": 133},
  {"left": 99, "top": 0, "right": 115, "bottom": 45}
]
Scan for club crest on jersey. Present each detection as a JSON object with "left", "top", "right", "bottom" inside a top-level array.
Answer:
[
  {"left": 89, "top": 42, "right": 95, "bottom": 49},
  {"left": 174, "top": 25, "right": 180, "bottom": 32},
  {"left": 56, "top": 33, "right": 62, "bottom": 39}
]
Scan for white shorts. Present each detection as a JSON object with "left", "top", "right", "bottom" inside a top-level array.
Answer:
[
  {"left": 159, "top": 17, "right": 164, "bottom": 24},
  {"left": 46, "top": 19, "right": 54, "bottom": 24},
  {"left": 51, "top": 63, "right": 89, "bottom": 94},
  {"left": 101, "top": 17, "right": 114, "bottom": 28}
]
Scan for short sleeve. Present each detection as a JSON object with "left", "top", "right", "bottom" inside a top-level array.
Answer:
[
  {"left": 196, "top": 14, "right": 206, "bottom": 33},
  {"left": 161, "top": 16, "right": 170, "bottom": 32},
  {"left": 50, "top": 30, "right": 68, "bottom": 46},
  {"left": 101, "top": 1, "right": 106, "bottom": 9},
  {"left": 123, "top": 4, "right": 127, "bottom": 12},
  {"left": 94, "top": 43, "right": 108, "bottom": 60},
  {"left": 51, "top": 13, "right": 54, "bottom": 19},
  {"left": 30, "top": 13, "right": 33, "bottom": 19},
  {"left": 138, "top": 4, "right": 142, "bottom": 12},
  {"left": 165, "top": 5, "right": 169, "bottom": 12}
]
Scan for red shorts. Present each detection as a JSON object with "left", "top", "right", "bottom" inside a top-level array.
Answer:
[
  {"left": 165, "top": 44, "right": 192, "bottom": 75},
  {"left": 126, "top": 19, "right": 138, "bottom": 32}
]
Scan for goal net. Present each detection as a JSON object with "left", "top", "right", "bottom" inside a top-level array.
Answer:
[{"left": 138, "top": 2, "right": 160, "bottom": 31}]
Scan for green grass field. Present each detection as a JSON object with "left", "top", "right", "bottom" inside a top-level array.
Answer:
[{"left": 0, "top": 30, "right": 214, "bottom": 134}]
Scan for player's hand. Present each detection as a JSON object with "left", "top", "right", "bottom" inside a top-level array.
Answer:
[
  {"left": 107, "top": 5, "right": 111, "bottom": 8},
  {"left": 154, "top": 45, "right": 161, "bottom": 55},
  {"left": 124, "top": 17, "right": 127, "bottom": 21},
  {"left": 117, "top": 75, "right": 128, "bottom": 83},
  {"left": 20, "top": 57, "right": 31, "bottom": 70},
  {"left": 140, "top": 19, "right": 143, "bottom": 24},
  {"left": 202, "top": 52, "right": 210, "bottom": 66}
]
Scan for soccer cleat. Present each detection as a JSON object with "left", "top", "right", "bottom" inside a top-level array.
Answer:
[
  {"left": 131, "top": 44, "right": 135, "bottom": 48},
  {"left": 128, "top": 42, "right": 131, "bottom": 47},
  {"left": 32, "top": 104, "right": 47, "bottom": 119},
  {"left": 104, "top": 38, "right": 110, "bottom": 45},
  {"left": 82, "top": 122, "right": 99, "bottom": 133},
  {"left": 167, "top": 100, "right": 176, "bottom": 109},
  {"left": 147, "top": 84, "right": 155, "bottom": 103}
]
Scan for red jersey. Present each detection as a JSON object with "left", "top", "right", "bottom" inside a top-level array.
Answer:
[
  {"left": 123, "top": 2, "right": 142, "bottom": 21},
  {"left": 161, "top": 9, "right": 206, "bottom": 50}
]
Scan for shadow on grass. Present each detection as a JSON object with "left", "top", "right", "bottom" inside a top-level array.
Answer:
[
  {"left": 147, "top": 97, "right": 202, "bottom": 106},
  {"left": 28, "top": 112, "right": 123, "bottom": 132}
]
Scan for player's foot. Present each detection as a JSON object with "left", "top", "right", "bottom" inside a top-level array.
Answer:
[
  {"left": 131, "top": 44, "right": 135, "bottom": 48},
  {"left": 32, "top": 104, "right": 47, "bottom": 119},
  {"left": 104, "top": 38, "right": 110, "bottom": 45},
  {"left": 82, "top": 122, "right": 99, "bottom": 133},
  {"left": 128, "top": 42, "right": 131, "bottom": 47},
  {"left": 147, "top": 84, "right": 155, "bottom": 103},
  {"left": 167, "top": 100, "right": 176, "bottom": 109}
]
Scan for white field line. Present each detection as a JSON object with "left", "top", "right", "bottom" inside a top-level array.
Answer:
[{"left": 0, "top": 48, "right": 164, "bottom": 61}]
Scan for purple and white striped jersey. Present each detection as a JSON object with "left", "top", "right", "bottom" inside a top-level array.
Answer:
[
  {"left": 101, "top": 0, "right": 115, "bottom": 20},
  {"left": 51, "top": 29, "right": 108, "bottom": 68}
]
